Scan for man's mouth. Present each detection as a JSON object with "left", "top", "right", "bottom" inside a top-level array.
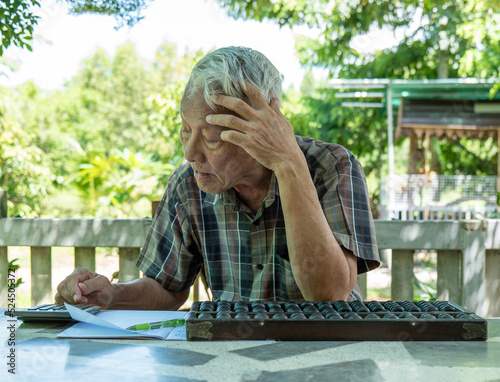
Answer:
[{"left": 194, "top": 170, "right": 211, "bottom": 179}]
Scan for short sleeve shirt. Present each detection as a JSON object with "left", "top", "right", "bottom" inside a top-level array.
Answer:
[{"left": 136, "top": 136, "right": 380, "bottom": 301}]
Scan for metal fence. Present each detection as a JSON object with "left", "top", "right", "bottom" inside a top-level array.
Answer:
[{"left": 379, "top": 174, "right": 498, "bottom": 220}]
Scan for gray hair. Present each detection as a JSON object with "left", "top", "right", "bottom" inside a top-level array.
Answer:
[{"left": 184, "top": 46, "right": 282, "bottom": 110}]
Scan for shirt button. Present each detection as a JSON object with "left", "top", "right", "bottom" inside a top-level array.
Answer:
[
  {"left": 253, "top": 219, "right": 260, "bottom": 226},
  {"left": 256, "top": 264, "right": 264, "bottom": 270}
]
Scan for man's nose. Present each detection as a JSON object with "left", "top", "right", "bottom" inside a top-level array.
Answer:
[{"left": 183, "top": 134, "right": 205, "bottom": 163}]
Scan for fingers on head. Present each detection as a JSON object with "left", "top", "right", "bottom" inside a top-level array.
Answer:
[{"left": 243, "top": 81, "right": 267, "bottom": 107}]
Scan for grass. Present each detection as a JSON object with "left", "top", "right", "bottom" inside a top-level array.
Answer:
[{"left": 367, "top": 287, "right": 391, "bottom": 300}]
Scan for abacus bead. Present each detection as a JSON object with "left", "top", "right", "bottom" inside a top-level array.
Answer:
[
  {"left": 420, "top": 313, "right": 437, "bottom": 320},
  {"left": 416, "top": 300, "right": 437, "bottom": 312},
  {"left": 309, "top": 313, "right": 325, "bottom": 319},
  {"left": 300, "top": 302, "right": 315, "bottom": 309},
  {"left": 383, "top": 301, "right": 404, "bottom": 312},
  {"left": 197, "top": 313, "right": 213, "bottom": 319},
  {"left": 333, "top": 300, "right": 352, "bottom": 312},
  {"left": 234, "top": 301, "right": 247, "bottom": 307},
  {"left": 269, "top": 306, "right": 284, "bottom": 313},
  {"left": 254, "top": 313, "right": 269, "bottom": 320},
  {"left": 235, "top": 313, "right": 250, "bottom": 319},
  {"left": 321, "top": 307, "right": 336, "bottom": 314},
  {"left": 318, "top": 302, "right": 333, "bottom": 311},
  {"left": 200, "top": 302, "right": 215, "bottom": 311},
  {"left": 290, "top": 313, "right": 306, "bottom": 319},
  {"left": 367, "top": 301, "right": 386, "bottom": 312},
  {"left": 252, "top": 306, "right": 267, "bottom": 313},
  {"left": 325, "top": 312, "right": 342, "bottom": 319},
  {"left": 398, "top": 312, "right": 417, "bottom": 320},
  {"left": 272, "top": 313, "right": 288, "bottom": 319},
  {"left": 351, "top": 300, "right": 370, "bottom": 312},
  {"left": 400, "top": 300, "right": 421, "bottom": 312},
  {"left": 251, "top": 302, "right": 266, "bottom": 309},
  {"left": 303, "top": 305, "right": 319, "bottom": 313},
  {"left": 437, "top": 313, "right": 454, "bottom": 320},
  {"left": 344, "top": 312, "right": 362, "bottom": 319},
  {"left": 382, "top": 313, "right": 399, "bottom": 319}
]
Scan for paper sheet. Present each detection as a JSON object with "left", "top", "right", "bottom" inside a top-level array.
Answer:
[{"left": 57, "top": 303, "right": 188, "bottom": 340}]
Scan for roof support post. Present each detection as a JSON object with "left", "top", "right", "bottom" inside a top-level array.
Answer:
[
  {"left": 497, "top": 132, "right": 500, "bottom": 213},
  {"left": 387, "top": 82, "right": 395, "bottom": 176}
]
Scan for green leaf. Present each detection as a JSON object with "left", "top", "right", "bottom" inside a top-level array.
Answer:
[{"left": 489, "top": 81, "right": 500, "bottom": 98}]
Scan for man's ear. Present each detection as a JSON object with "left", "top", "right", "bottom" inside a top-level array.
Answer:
[{"left": 270, "top": 98, "right": 281, "bottom": 110}]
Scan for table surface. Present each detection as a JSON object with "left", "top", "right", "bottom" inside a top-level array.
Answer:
[{"left": 1, "top": 309, "right": 499, "bottom": 382}]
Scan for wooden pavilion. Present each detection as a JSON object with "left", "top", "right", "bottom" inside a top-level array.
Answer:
[
  {"left": 394, "top": 80, "right": 500, "bottom": 179},
  {"left": 331, "top": 79, "right": 500, "bottom": 215}
]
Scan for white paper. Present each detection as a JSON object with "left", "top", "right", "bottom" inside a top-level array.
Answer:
[{"left": 58, "top": 303, "right": 188, "bottom": 340}]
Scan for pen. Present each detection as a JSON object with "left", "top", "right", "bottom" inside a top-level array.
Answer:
[{"left": 126, "top": 318, "right": 186, "bottom": 331}]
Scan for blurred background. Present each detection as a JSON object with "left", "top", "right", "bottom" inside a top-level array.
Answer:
[{"left": 1, "top": 0, "right": 499, "bottom": 307}]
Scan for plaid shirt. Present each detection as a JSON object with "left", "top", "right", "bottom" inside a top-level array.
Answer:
[{"left": 137, "top": 136, "right": 379, "bottom": 302}]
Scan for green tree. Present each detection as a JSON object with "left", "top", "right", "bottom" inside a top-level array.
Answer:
[
  {"left": 0, "top": 0, "right": 149, "bottom": 55},
  {"left": 72, "top": 149, "right": 174, "bottom": 217},
  {"left": 146, "top": 43, "right": 205, "bottom": 169},
  {"left": 0, "top": 86, "right": 54, "bottom": 217},
  {"left": 215, "top": 0, "right": 499, "bottom": 180},
  {"left": 215, "top": 0, "right": 499, "bottom": 79},
  {"left": 4, "top": 41, "right": 204, "bottom": 217},
  {"left": 72, "top": 42, "right": 152, "bottom": 152},
  {"left": 0, "top": 0, "right": 39, "bottom": 55},
  {"left": 63, "top": 0, "right": 151, "bottom": 28}
]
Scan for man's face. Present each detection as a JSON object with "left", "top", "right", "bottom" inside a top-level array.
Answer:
[{"left": 179, "top": 90, "right": 262, "bottom": 195}]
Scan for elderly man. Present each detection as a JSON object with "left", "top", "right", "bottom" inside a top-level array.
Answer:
[{"left": 55, "top": 46, "right": 379, "bottom": 310}]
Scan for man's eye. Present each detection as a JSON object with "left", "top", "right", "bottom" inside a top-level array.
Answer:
[
  {"left": 206, "top": 139, "right": 221, "bottom": 148},
  {"left": 205, "top": 127, "right": 224, "bottom": 144},
  {"left": 206, "top": 135, "right": 220, "bottom": 143}
]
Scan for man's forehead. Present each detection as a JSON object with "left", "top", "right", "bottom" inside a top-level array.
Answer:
[
  {"left": 180, "top": 96, "right": 236, "bottom": 118},
  {"left": 180, "top": 91, "right": 208, "bottom": 112}
]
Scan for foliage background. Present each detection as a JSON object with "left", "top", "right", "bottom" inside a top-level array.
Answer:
[
  {"left": 1, "top": 0, "right": 498, "bottom": 307},
  {"left": 1, "top": 39, "right": 206, "bottom": 217},
  {"left": 0, "top": 0, "right": 499, "bottom": 219}
]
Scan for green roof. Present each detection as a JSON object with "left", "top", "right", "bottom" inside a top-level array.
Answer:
[{"left": 329, "top": 79, "right": 500, "bottom": 106}]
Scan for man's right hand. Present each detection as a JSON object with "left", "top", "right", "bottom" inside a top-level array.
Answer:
[{"left": 55, "top": 267, "right": 116, "bottom": 309}]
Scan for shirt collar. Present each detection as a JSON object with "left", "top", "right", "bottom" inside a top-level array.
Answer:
[
  {"left": 263, "top": 172, "right": 279, "bottom": 208},
  {"left": 214, "top": 172, "right": 279, "bottom": 212}
]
